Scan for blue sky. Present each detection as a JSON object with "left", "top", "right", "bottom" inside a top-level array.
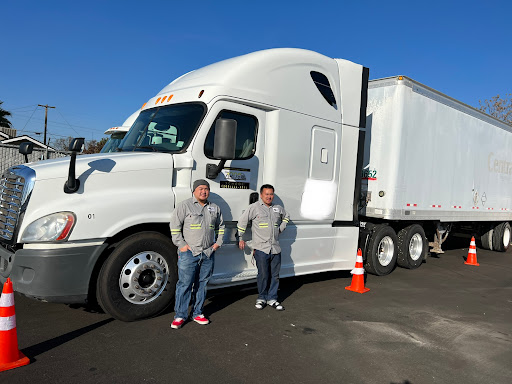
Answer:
[{"left": 1, "top": 0, "right": 510, "bottom": 144}]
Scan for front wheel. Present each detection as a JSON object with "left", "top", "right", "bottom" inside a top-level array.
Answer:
[
  {"left": 364, "top": 224, "right": 398, "bottom": 276},
  {"left": 96, "top": 232, "right": 178, "bottom": 321},
  {"left": 397, "top": 224, "right": 426, "bottom": 269}
]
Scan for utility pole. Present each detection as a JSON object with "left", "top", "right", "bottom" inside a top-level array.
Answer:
[{"left": 38, "top": 104, "right": 55, "bottom": 147}]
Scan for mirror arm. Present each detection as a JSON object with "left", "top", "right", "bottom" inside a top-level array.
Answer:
[
  {"left": 206, "top": 159, "right": 227, "bottom": 180},
  {"left": 64, "top": 151, "right": 80, "bottom": 193}
]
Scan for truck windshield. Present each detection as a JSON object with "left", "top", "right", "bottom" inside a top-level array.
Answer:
[
  {"left": 100, "top": 132, "right": 127, "bottom": 153},
  {"left": 118, "top": 103, "right": 206, "bottom": 153}
]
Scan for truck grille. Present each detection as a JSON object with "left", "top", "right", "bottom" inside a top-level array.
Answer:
[{"left": 0, "top": 165, "right": 35, "bottom": 243}]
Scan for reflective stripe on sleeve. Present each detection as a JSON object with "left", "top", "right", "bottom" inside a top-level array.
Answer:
[{"left": 237, "top": 227, "right": 246, "bottom": 233}]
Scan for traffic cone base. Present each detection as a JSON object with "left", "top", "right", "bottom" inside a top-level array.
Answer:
[
  {"left": 345, "top": 248, "right": 370, "bottom": 293},
  {"left": 0, "top": 352, "right": 30, "bottom": 372},
  {"left": 345, "top": 281, "right": 370, "bottom": 294},
  {"left": 465, "top": 236, "right": 479, "bottom": 266},
  {"left": 0, "top": 278, "right": 30, "bottom": 372}
]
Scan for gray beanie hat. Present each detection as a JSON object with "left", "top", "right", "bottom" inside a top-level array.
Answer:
[{"left": 192, "top": 179, "right": 210, "bottom": 192}]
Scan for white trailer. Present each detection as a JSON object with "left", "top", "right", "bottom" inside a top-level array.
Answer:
[
  {"left": 359, "top": 76, "right": 512, "bottom": 275},
  {"left": 0, "top": 48, "right": 510, "bottom": 321}
]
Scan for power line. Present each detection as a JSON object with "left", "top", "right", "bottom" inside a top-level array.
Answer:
[
  {"left": 55, "top": 109, "right": 81, "bottom": 136},
  {"left": 20, "top": 105, "right": 39, "bottom": 134},
  {"left": 11, "top": 111, "right": 105, "bottom": 132}
]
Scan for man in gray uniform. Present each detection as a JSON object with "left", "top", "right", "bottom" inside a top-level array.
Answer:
[
  {"left": 238, "top": 184, "right": 290, "bottom": 310},
  {"left": 170, "top": 179, "right": 225, "bottom": 329}
]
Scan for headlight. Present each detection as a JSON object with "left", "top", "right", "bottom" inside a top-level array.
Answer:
[{"left": 21, "top": 212, "right": 76, "bottom": 242}]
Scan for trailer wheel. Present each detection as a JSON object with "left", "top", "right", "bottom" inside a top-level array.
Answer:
[
  {"left": 364, "top": 224, "right": 398, "bottom": 276},
  {"left": 480, "top": 227, "right": 493, "bottom": 251},
  {"left": 396, "top": 224, "right": 426, "bottom": 269},
  {"left": 492, "top": 222, "right": 511, "bottom": 252},
  {"left": 96, "top": 232, "right": 178, "bottom": 322}
]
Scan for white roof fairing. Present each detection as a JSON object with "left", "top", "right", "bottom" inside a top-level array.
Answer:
[{"left": 153, "top": 48, "right": 343, "bottom": 123}]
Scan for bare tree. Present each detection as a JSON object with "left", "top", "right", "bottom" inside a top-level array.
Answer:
[
  {"left": 52, "top": 136, "right": 74, "bottom": 151},
  {"left": 479, "top": 94, "right": 512, "bottom": 125},
  {"left": 83, "top": 138, "right": 107, "bottom": 154},
  {"left": 51, "top": 136, "right": 107, "bottom": 153}
]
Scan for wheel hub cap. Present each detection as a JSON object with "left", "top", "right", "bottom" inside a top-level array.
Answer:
[
  {"left": 119, "top": 251, "right": 169, "bottom": 305},
  {"left": 409, "top": 233, "right": 423, "bottom": 261},
  {"left": 378, "top": 236, "right": 394, "bottom": 266}
]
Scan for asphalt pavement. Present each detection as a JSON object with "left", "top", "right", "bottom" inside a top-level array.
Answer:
[{"left": 2, "top": 240, "right": 512, "bottom": 384}]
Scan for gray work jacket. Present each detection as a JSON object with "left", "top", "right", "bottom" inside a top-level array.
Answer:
[
  {"left": 170, "top": 197, "right": 225, "bottom": 257},
  {"left": 237, "top": 199, "right": 290, "bottom": 254}
]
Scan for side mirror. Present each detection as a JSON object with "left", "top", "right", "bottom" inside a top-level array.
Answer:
[
  {"left": 64, "top": 137, "right": 85, "bottom": 194},
  {"left": 69, "top": 138, "right": 85, "bottom": 152},
  {"left": 19, "top": 142, "right": 34, "bottom": 163},
  {"left": 206, "top": 119, "right": 237, "bottom": 180},
  {"left": 213, "top": 119, "right": 237, "bottom": 159}
]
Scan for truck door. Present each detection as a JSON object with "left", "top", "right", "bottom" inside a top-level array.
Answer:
[{"left": 190, "top": 101, "right": 265, "bottom": 222}]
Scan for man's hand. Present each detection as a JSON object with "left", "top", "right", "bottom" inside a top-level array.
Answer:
[
  {"left": 180, "top": 245, "right": 191, "bottom": 252},
  {"left": 212, "top": 243, "right": 220, "bottom": 251},
  {"left": 238, "top": 240, "right": 245, "bottom": 250}
]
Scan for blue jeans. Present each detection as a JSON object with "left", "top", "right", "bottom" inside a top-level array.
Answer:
[
  {"left": 174, "top": 250, "right": 214, "bottom": 319},
  {"left": 254, "top": 250, "right": 281, "bottom": 302}
]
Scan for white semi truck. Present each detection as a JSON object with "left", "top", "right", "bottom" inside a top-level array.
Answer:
[
  {"left": 1, "top": 49, "right": 510, "bottom": 321},
  {"left": 100, "top": 111, "right": 139, "bottom": 153}
]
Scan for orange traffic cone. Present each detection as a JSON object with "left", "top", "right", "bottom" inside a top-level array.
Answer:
[
  {"left": 464, "top": 236, "right": 479, "bottom": 266},
  {"left": 0, "top": 278, "right": 30, "bottom": 372},
  {"left": 345, "top": 248, "right": 370, "bottom": 293}
]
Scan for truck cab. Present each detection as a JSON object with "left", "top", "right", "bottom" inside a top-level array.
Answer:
[{"left": 0, "top": 48, "right": 368, "bottom": 321}]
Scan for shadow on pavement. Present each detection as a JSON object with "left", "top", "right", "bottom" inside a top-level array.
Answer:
[
  {"left": 21, "top": 318, "right": 114, "bottom": 360},
  {"left": 201, "top": 269, "right": 353, "bottom": 316}
]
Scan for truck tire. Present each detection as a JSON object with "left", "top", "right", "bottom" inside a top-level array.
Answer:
[
  {"left": 492, "top": 222, "right": 511, "bottom": 252},
  {"left": 364, "top": 224, "right": 398, "bottom": 276},
  {"left": 480, "top": 227, "right": 493, "bottom": 251},
  {"left": 96, "top": 232, "right": 178, "bottom": 322},
  {"left": 396, "top": 224, "right": 426, "bottom": 269}
]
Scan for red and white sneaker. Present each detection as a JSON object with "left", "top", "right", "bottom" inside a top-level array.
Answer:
[
  {"left": 171, "top": 318, "right": 185, "bottom": 329},
  {"left": 193, "top": 315, "right": 210, "bottom": 325}
]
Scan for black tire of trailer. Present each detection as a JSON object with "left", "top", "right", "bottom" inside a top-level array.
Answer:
[
  {"left": 480, "top": 226, "right": 494, "bottom": 251},
  {"left": 364, "top": 224, "right": 398, "bottom": 276},
  {"left": 492, "top": 222, "right": 511, "bottom": 252},
  {"left": 396, "top": 224, "right": 426, "bottom": 269},
  {"left": 96, "top": 232, "right": 178, "bottom": 322}
]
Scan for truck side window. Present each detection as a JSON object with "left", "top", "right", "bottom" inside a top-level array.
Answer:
[
  {"left": 311, "top": 71, "right": 337, "bottom": 108},
  {"left": 204, "top": 111, "right": 258, "bottom": 159}
]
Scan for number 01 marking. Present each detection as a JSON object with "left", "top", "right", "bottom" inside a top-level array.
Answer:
[{"left": 88, "top": 214, "right": 95, "bottom": 219}]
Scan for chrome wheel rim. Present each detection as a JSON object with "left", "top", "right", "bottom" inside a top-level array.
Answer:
[
  {"left": 119, "top": 251, "right": 169, "bottom": 305},
  {"left": 378, "top": 236, "right": 395, "bottom": 266},
  {"left": 409, "top": 233, "right": 423, "bottom": 261},
  {"left": 503, "top": 227, "right": 511, "bottom": 248}
]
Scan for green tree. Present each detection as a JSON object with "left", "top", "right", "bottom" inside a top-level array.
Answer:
[
  {"left": 479, "top": 94, "right": 512, "bottom": 125},
  {"left": 0, "top": 100, "right": 13, "bottom": 128}
]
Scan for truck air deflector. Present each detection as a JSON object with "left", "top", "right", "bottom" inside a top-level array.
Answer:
[{"left": 359, "top": 67, "right": 369, "bottom": 128}]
